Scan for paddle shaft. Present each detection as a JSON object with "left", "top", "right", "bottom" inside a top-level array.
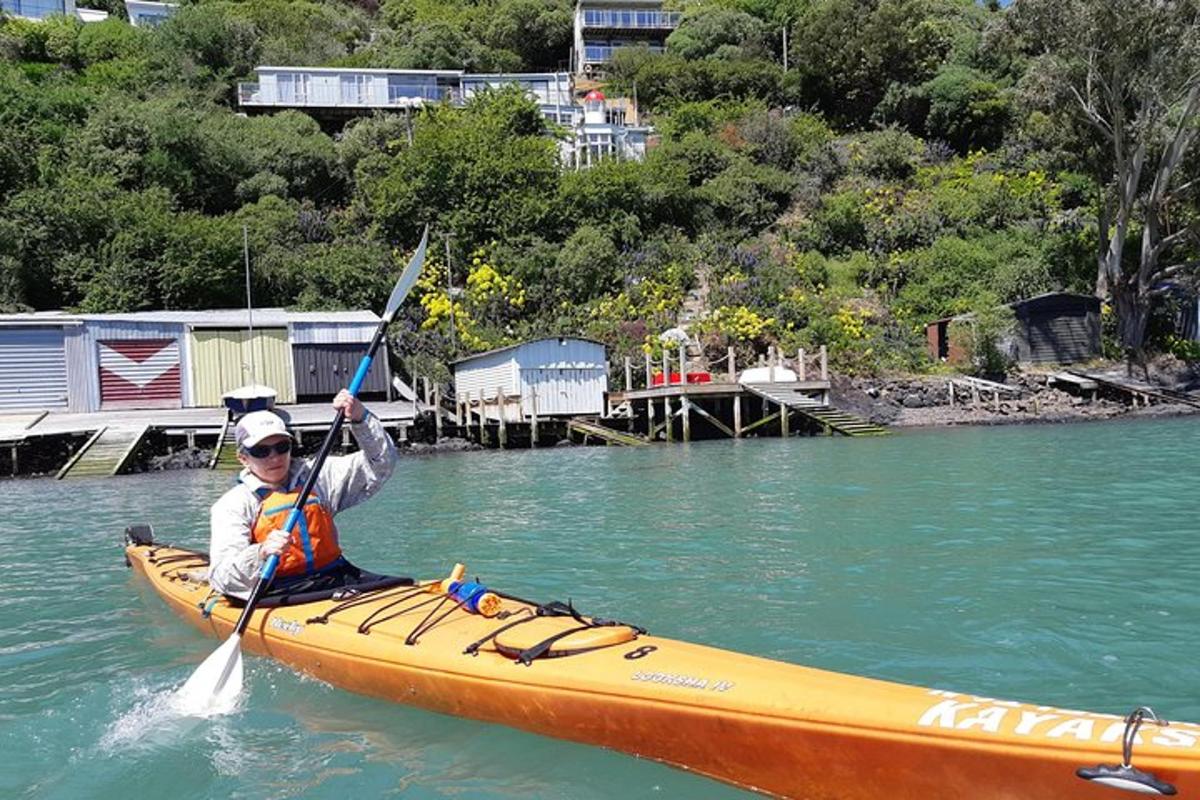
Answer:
[{"left": 230, "top": 321, "right": 390, "bottom": 637}]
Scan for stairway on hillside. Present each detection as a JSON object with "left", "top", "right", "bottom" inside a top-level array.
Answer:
[{"left": 675, "top": 271, "right": 711, "bottom": 366}]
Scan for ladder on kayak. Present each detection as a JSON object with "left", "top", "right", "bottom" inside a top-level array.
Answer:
[
  {"left": 57, "top": 424, "right": 149, "bottom": 479},
  {"left": 567, "top": 417, "right": 649, "bottom": 446},
  {"left": 742, "top": 384, "right": 887, "bottom": 437}
]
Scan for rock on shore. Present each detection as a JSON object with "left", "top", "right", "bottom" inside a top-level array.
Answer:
[{"left": 831, "top": 358, "right": 1200, "bottom": 428}]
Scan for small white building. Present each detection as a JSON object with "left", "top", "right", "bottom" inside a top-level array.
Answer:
[
  {"left": 1, "top": 0, "right": 106, "bottom": 22},
  {"left": 453, "top": 337, "right": 608, "bottom": 421},
  {"left": 124, "top": 0, "right": 176, "bottom": 27},
  {"left": 572, "top": 89, "right": 651, "bottom": 166}
]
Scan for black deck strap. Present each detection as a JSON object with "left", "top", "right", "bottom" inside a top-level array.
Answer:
[
  {"left": 358, "top": 592, "right": 448, "bottom": 635},
  {"left": 463, "top": 608, "right": 537, "bottom": 655},
  {"left": 514, "top": 624, "right": 601, "bottom": 666},
  {"left": 405, "top": 594, "right": 475, "bottom": 646},
  {"left": 258, "top": 576, "right": 414, "bottom": 609},
  {"left": 307, "top": 584, "right": 426, "bottom": 625}
]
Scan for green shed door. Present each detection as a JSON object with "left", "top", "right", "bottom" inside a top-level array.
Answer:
[{"left": 189, "top": 329, "right": 296, "bottom": 407}]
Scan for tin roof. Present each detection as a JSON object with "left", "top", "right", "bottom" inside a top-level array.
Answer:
[
  {"left": 0, "top": 308, "right": 380, "bottom": 327},
  {"left": 450, "top": 336, "right": 607, "bottom": 366}
]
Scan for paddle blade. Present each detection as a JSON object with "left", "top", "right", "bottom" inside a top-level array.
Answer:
[
  {"left": 173, "top": 634, "right": 244, "bottom": 717},
  {"left": 382, "top": 225, "right": 429, "bottom": 323}
]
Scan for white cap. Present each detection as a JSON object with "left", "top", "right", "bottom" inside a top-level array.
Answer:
[{"left": 235, "top": 411, "right": 293, "bottom": 449}]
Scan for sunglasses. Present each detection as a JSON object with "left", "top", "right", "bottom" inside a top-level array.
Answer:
[{"left": 243, "top": 440, "right": 293, "bottom": 458}]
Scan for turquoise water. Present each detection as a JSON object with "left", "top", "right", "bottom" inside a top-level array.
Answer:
[{"left": 3, "top": 417, "right": 1200, "bottom": 799}]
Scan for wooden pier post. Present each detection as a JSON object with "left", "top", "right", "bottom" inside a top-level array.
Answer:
[
  {"left": 530, "top": 388, "right": 539, "bottom": 448},
  {"left": 681, "top": 394, "right": 691, "bottom": 442},
  {"left": 663, "top": 351, "right": 670, "bottom": 386},
  {"left": 423, "top": 377, "right": 431, "bottom": 406},
  {"left": 664, "top": 396, "right": 674, "bottom": 442},
  {"left": 624, "top": 357, "right": 632, "bottom": 392},
  {"left": 10, "top": 444, "right": 17, "bottom": 477},
  {"left": 644, "top": 352, "right": 652, "bottom": 387},
  {"left": 679, "top": 342, "right": 687, "bottom": 384},
  {"left": 733, "top": 395, "right": 742, "bottom": 437},
  {"left": 797, "top": 349, "right": 806, "bottom": 381},
  {"left": 768, "top": 345, "right": 776, "bottom": 383},
  {"left": 780, "top": 399, "right": 789, "bottom": 437},
  {"left": 948, "top": 380, "right": 955, "bottom": 408},
  {"left": 434, "top": 386, "right": 443, "bottom": 441},
  {"left": 993, "top": 389, "right": 1001, "bottom": 413},
  {"left": 819, "top": 345, "right": 828, "bottom": 380},
  {"left": 727, "top": 346, "right": 736, "bottom": 383},
  {"left": 497, "top": 387, "right": 508, "bottom": 448}
]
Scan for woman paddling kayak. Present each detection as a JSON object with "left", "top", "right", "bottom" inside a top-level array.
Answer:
[{"left": 207, "top": 390, "right": 400, "bottom": 600}]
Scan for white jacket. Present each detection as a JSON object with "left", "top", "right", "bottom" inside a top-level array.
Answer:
[{"left": 207, "top": 413, "right": 399, "bottom": 598}]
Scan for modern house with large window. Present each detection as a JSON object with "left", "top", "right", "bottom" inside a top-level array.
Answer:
[
  {"left": 573, "top": 0, "right": 680, "bottom": 76},
  {"left": 238, "top": 67, "right": 654, "bottom": 168}
]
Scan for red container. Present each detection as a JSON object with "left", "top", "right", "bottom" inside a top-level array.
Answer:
[{"left": 651, "top": 372, "right": 712, "bottom": 386}]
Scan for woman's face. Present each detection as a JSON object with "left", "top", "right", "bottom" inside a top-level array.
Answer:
[{"left": 237, "top": 434, "right": 292, "bottom": 486}]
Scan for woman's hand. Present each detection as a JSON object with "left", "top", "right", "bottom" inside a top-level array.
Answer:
[{"left": 333, "top": 389, "right": 366, "bottom": 424}]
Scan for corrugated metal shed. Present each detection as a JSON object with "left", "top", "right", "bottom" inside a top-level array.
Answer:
[
  {"left": 1010, "top": 293, "right": 1101, "bottom": 364},
  {"left": 189, "top": 328, "right": 296, "bottom": 406},
  {"left": 454, "top": 337, "right": 607, "bottom": 419},
  {"left": 74, "top": 319, "right": 193, "bottom": 410},
  {"left": 0, "top": 326, "right": 72, "bottom": 410},
  {"left": 0, "top": 309, "right": 386, "bottom": 411}
]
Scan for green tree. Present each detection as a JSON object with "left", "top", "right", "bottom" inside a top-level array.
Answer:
[
  {"left": 1009, "top": 0, "right": 1200, "bottom": 352},
  {"left": 667, "top": 7, "right": 771, "bottom": 61}
]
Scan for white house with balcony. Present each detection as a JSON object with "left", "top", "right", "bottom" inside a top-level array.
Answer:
[
  {"left": 2, "top": 0, "right": 106, "bottom": 21},
  {"left": 238, "top": 67, "right": 464, "bottom": 119},
  {"left": 573, "top": 0, "right": 680, "bottom": 76},
  {"left": 237, "top": 66, "right": 654, "bottom": 168}
]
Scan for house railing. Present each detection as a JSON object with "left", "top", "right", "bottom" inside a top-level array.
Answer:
[
  {"left": 581, "top": 9, "right": 681, "bottom": 29},
  {"left": 583, "top": 43, "right": 666, "bottom": 63},
  {"left": 237, "top": 81, "right": 459, "bottom": 108}
]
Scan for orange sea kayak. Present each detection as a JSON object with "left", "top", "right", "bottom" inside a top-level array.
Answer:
[{"left": 125, "top": 533, "right": 1200, "bottom": 799}]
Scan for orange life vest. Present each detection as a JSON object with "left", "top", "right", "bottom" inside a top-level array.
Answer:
[{"left": 251, "top": 489, "right": 342, "bottom": 577}]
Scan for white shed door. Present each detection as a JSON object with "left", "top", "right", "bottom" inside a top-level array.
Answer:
[{"left": 0, "top": 327, "right": 68, "bottom": 410}]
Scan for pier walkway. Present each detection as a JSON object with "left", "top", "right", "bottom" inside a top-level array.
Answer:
[{"left": 57, "top": 425, "right": 148, "bottom": 479}]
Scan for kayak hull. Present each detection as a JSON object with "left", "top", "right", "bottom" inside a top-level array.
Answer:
[{"left": 127, "top": 543, "right": 1200, "bottom": 799}]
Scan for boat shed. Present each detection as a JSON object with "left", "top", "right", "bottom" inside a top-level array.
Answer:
[
  {"left": 1010, "top": 293, "right": 1101, "bottom": 364},
  {"left": 453, "top": 337, "right": 608, "bottom": 420},
  {"left": 0, "top": 309, "right": 390, "bottom": 412}
]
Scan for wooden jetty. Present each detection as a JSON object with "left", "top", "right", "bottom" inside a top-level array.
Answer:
[
  {"left": 612, "top": 345, "right": 886, "bottom": 442},
  {"left": 0, "top": 400, "right": 424, "bottom": 478}
]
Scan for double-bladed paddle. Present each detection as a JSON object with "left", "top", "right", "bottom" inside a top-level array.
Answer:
[{"left": 175, "top": 226, "right": 429, "bottom": 715}]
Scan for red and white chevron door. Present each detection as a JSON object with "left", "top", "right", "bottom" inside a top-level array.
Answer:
[{"left": 98, "top": 339, "right": 182, "bottom": 408}]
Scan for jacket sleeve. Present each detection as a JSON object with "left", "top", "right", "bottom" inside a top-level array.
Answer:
[
  {"left": 207, "top": 490, "right": 263, "bottom": 599},
  {"left": 318, "top": 411, "right": 399, "bottom": 515}
]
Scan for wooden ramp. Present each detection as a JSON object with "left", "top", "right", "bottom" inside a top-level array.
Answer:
[
  {"left": 794, "top": 406, "right": 889, "bottom": 436},
  {"left": 742, "top": 384, "right": 887, "bottom": 436},
  {"left": 209, "top": 414, "right": 240, "bottom": 470},
  {"left": 57, "top": 425, "right": 149, "bottom": 479},
  {"left": 1068, "top": 370, "right": 1200, "bottom": 410},
  {"left": 742, "top": 383, "right": 826, "bottom": 410},
  {"left": 567, "top": 417, "right": 649, "bottom": 446}
]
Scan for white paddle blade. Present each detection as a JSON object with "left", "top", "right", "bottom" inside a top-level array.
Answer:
[{"left": 173, "top": 634, "right": 244, "bottom": 717}]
